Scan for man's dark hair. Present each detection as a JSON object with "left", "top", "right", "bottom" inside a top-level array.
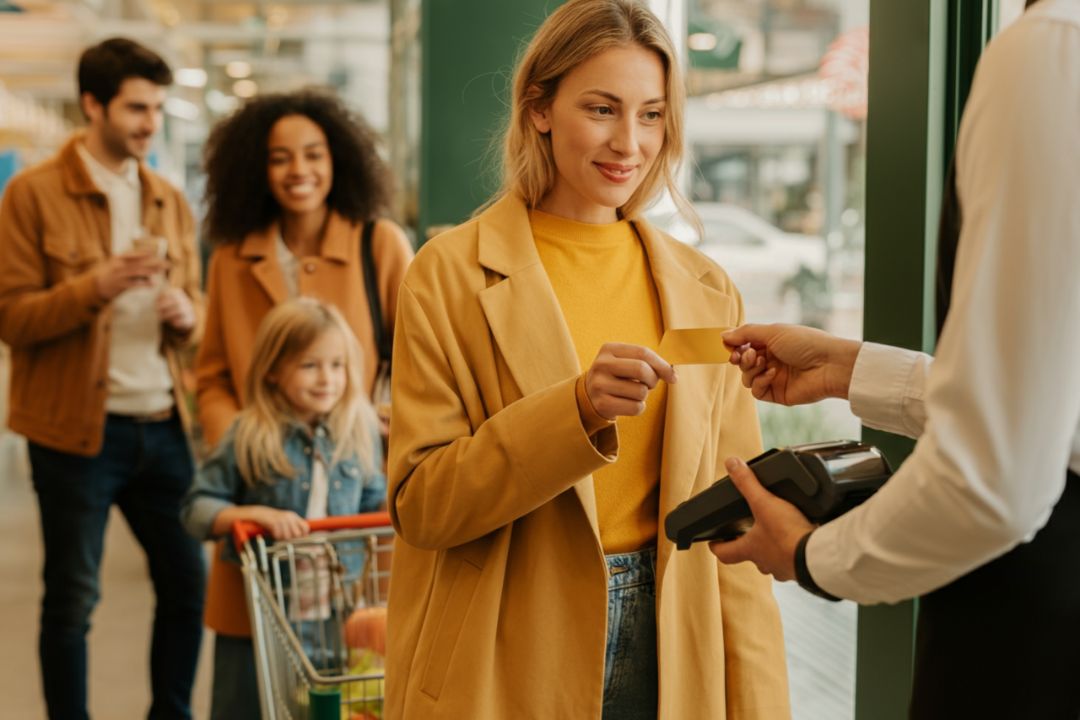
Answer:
[
  {"left": 203, "top": 89, "right": 393, "bottom": 244},
  {"left": 77, "top": 37, "right": 173, "bottom": 109}
]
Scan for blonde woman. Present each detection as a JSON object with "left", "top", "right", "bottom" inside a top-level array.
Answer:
[
  {"left": 386, "top": 1, "right": 790, "bottom": 717},
  {"left": 182, "top": 298, "right": 384, "bottom": 720}
]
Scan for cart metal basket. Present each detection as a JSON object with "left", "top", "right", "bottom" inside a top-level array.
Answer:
[{"left": 234, "top": 512, "right": 393, "bottom": 720}]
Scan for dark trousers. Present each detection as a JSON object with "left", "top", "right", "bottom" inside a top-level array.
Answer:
[
  {"left": 210, "top": 634, "right": 260, "bottom": 720},
  {"left": 29, "top": 414, "right": 206, "bottom": 720},
  {"left": 910, "top": 471, "right": 1080, "bottom": 719}
]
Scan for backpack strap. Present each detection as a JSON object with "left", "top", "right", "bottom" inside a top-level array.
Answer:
[{"left": 361, "top": 220, "right": 392, "bottom": 363}]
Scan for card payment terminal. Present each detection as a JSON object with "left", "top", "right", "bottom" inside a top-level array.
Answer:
[{"left": 665, "top": 440, "right": 893, "bottom": 550}]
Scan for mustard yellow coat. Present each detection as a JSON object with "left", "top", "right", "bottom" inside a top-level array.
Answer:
[{"left": 386, "top": 194, "right": 790, "bottom": 719}]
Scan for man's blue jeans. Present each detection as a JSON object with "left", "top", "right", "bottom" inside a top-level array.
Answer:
[
  {"left": 29, "top": 413, "right": 206, "bottom": 720},
  {"left": 602, "top": 547, "right": 658, "bottom": 720}
]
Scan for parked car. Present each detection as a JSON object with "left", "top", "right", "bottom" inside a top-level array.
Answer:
[{"left": 649, "top": 202, "right": 828, "bottom": 324}]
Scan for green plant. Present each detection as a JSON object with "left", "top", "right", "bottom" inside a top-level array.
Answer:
[{"left": 758, "top": 402, "right": 839, "bottom": 449}]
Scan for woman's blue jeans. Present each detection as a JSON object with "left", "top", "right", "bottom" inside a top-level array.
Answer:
[{"left": 603, "top": 547, "right": 658, "bottom": 720}]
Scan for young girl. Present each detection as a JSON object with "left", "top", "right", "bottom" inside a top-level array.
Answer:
[
  {"left": 386, "top": 1, "right": 789, "bottom": 718},
  {"left": 182, "top": 297, "right": 385, "bottom": 720}
]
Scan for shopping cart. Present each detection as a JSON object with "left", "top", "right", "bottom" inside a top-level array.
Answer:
[{"left": 234, "top": 512, "right": 394, "bottom": 720}]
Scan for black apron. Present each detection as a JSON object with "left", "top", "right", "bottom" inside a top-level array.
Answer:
[
  {"left": 908, "top": 163, "right": 1080, "bottom": 719},
  {"left": 909, "top": 471, "right": 1080, "bottom": 718}
]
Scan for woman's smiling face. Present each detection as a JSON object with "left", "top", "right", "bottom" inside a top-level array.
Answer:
[
  {"left": 530, "top": 43, "right": 667, "bottom": 224},
  {"left": 266, "top": 114, "right": 333, "bottom": 219}
]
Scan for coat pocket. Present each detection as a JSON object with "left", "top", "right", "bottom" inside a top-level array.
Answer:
[
  {"left": 419, "top": 557, "right": 482, "bottom": 700},
  {"left": 42, "top": 233, "right": 103, "bottom": 282}
]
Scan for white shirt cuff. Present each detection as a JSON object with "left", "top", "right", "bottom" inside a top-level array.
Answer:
[{"left": 849, "top": 342, "right": 927, "bottom": 439}]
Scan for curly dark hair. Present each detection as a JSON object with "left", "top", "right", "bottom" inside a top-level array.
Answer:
[{"left": 202, "top": 89, "right": 393, "bottom": 244}]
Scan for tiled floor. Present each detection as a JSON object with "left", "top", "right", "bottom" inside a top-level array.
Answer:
[
  {"left": 774, "top": 580, "right": 857, "bottom": 720},
  {"left": 0, "top": 432, "right": 213, "bottom": 719}
]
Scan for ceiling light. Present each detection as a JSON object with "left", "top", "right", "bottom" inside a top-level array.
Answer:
[
  {"left": 232, "top": 79, "right": 258, "bottom": 98},
  {"left": 164, "top": 97, "right": 200, "bottom": 121},
  {"left": 226, "top": 61, "right": 252, "bottom": 79},
  {"left": 174, "top": 68, "right": 207, "bottom": 88},
  {"left": 688, "top": 32, "right": 718, "bottom": 52}
]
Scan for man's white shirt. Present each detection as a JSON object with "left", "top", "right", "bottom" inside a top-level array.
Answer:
[{"left": 77, "top": 143, "right": 174, "bottom": 415}]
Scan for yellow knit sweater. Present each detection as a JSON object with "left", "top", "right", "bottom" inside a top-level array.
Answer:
[{"left": 531, "top": 209, "right": 667, "bottom": 554}]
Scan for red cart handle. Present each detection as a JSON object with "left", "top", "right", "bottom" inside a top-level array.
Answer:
[{"left": 232, "top": 511, "right": 392, "bottom": 554}]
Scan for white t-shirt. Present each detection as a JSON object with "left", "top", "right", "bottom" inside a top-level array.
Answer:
[
  {"left": 305, "top": 457, "right": 329, "bottom": 520},
  {"left": 77, "top": 143, "right": 173, "bottom": 415},
  {"left": 275, "top": 232, "right": 301, "bottom": 300}
]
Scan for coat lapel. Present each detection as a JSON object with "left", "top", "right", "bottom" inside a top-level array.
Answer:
[
  {"left": 476, "top": 195, "right": 601, "bottom": 539},
  {"left": 240, "top": 225, "right": 289, "bottom": 305},
  {"left": 635, "top": 220, "right": 734, "bottom": 579},
  {"left": 473, "top": 197, "right": 738, "bottom": 548}
]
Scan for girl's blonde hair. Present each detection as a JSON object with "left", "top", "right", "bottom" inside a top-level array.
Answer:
[
  {"left": 233, "top": 298, "right": 377, "bottom": 486},
  {"left": 500, "top": 0, "right": 696, "bottom": 223}
]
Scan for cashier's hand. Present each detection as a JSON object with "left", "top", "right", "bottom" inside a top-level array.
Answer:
[
  {"left": 585, "top": 343, "right": 677, "bottom": 420},
  {"left": 723, "top": 324, "right": 861, "bottom": 406},
  {"left": 709, "top": 456, "right": 814, "bottom": 582}
]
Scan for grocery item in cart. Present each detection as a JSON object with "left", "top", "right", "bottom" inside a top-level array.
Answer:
[{"left": 235, "top": 513, "right": 392, "bottom": 720}]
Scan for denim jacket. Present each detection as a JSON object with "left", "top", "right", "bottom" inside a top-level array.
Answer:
[{"left": 181, "top": 418, "right": 386, "bottom": 562}]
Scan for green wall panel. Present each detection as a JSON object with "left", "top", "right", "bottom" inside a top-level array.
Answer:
[
  {"left": 419, "top": 0, "right": 557, "bottom": 241},
  {"left": 857, "top": 0, "right": 947, "bottom": 717}
]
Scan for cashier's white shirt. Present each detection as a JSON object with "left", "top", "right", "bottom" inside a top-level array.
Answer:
[{"left": 806, "top": 0, "right": 1080, "bottom": 604}]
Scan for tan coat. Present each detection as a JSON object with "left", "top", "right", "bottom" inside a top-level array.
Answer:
[
  {"left": 0, "top": 135, "right": 202, "bottom": 456},
  {"left": 387, "top": 194, "right": 790, "bottom": 719},
  {"left": 195, "top": 211, "right": 414, "bottom": 449}
]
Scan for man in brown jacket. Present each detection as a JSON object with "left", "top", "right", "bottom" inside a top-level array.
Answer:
[{"left": 0, "top": 39, "right": 205, "bottom": 719}]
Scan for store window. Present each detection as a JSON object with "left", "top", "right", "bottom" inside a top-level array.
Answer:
[{"left": 651, "top": 0, "right": 869, "bottom": 716}]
